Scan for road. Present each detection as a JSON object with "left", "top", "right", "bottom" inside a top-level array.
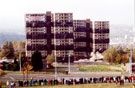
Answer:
[{"left": 0, "top": 72, "right": 122, "bottom": 82}]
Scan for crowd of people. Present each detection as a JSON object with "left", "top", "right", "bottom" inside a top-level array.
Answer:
[{"left": 1, "top": 76, "right": 135, "bottom": 88}]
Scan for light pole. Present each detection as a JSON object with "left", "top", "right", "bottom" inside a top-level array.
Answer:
[
  {"left": 19, "top": 51, "right": 22, "bottom": 72},
  {"left": 19, "top": 49, "right": 25, "bottom": 72},
  {"left": 129, "top": 49, "right": 132, "bottom": 76},
  {"left": 68, "top": 52, "right": 71, "bottom": 73},
  {"left": 54, "top": 16, "right": 57, "bottom": 79},
  {"left": 129, "top": 0, "right": 135, "bottom": 76}
]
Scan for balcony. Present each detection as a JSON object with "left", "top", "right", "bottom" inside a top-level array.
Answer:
[
  {"left": 95, "top": 39, "right": 110, "bottom": 43},
  {"left": 95, "top": 29, "right": 109, "bottom": 33}
]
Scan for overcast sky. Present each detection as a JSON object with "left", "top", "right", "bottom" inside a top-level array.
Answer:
[{"left": 0, "top": 0, "right": 134, "bottom": 33}]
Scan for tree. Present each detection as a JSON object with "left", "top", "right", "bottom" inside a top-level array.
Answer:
[
  {"left": 103, "top": 46, "right": 130, "bottom": 64},
  {"left": 1, "top": 41, "right": 15, "bottom": 59},
  {"left": 121, "top": 54, "right": 129, "bottom": 64},
  {"left": 3, "top": 41, "right": 8, "bottom": 50},
  {"left": 132, "top": 48, "right": 135, "bottom": 62},
  {"left": 12, "top": 41, "right": 18, "bottom": 50},
  {"left": 31, "top": 51, "right": 43, "bottom": 71},
  {"left": 103, "top": 47, "right": 117, "bottom": 63},
  {"left": 18, "top": 41, "right": 25, "bottom": 50},
  {"left": 115, "top": 54, "right": 121, "bottom": 64},
  {"left": 21, "top": 58, "right": 33, "bottom": 81},
  {"left": 14, "top": 57, "right": 18, "bottom": 64},
  {"left": 46, "top": 53, "right": 55, "bottom": 68},
  {"left": 8, "top": 42, "right": 14, "bottom": 58},
  {"left": 1, "top": 41, "right": 10, "bottom": 58}
]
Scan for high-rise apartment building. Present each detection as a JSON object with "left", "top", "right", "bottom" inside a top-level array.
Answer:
[
  {"left": 93, "top": 21, "right": 109, "bottom": 53},
  {"left": 25, "top": 11, "right": 110, "bottom": 67},
  {"left": 73, "top": 19, "right": 93, "bottom": 60},
  {"left": 25, "top": 11, "right": 54, "bottom": 67},
  {"left": 55, "top": 13, "right": 74, "bottom": 62}
]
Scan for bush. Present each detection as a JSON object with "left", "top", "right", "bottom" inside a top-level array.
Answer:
[{"left": 6, "top": 63, "right": 19, "bottom": 71}]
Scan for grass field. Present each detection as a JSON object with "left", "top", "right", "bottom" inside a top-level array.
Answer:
[
  {"left": 79, "top": 64, "right": 122, "bottom": 72},
  {"left": 21, "top": 83, "right": 134, "bottom": 88}
]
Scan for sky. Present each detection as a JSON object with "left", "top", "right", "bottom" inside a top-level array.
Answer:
[{"left": 0, "top": 0, "right": 134, "bottom": 33}]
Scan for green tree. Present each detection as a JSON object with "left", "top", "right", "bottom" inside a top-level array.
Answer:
[{"left": 31, "top": 50, "right": 43, "bottom": 71}]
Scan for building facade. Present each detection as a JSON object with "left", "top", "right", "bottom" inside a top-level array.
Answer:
[
  {"left": 25, "top": 11, "right": 110, "bottom": 67},
  {"left": 93, "top": 21, "right": 109, "bottom": 53},
  {"left": 25, "top": 11, "right": 54, "bottom": 67},
  {"left": 73, "top": 19, "right": 93, "bottom": 60},
  {"left": 55, "top": 13, "right": 74, "bottom": 62}
]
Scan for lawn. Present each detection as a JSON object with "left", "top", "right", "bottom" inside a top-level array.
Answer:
[
  {"left": 21, "top": 83, "right": 134, "bottom": 88},
  {"left": 79, "top": 64, "right": 122, "bottom": 72}
]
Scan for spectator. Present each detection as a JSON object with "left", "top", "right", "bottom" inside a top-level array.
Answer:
[
  {"left": 6, "top": 81, "right": 10, "bottom": 88},
  {"left": 44, "top": 79, "right": 47, "bottom": 85},
  {"left": 133, "top": 84, "right": 135, "bottom": 88},
  {"left": 10, "top": 81, "right": 14, "bottom": 88},
  {"left": 0, "top": 82, "right": 2, "bottom": 88}
]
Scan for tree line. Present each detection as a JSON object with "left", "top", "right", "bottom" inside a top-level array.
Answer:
[
  {"left": 0, "top": 40, "right": 25, "bottom": 59},
  {"left": 103, "top": 46, "right": 135, "bottom": 64}
]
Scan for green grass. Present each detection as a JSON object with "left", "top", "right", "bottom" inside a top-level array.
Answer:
[
  {"left": 5, "top": 71, "right": 21, "bottom": 74},
  {"left": 89, "top": 65, "right": 110, "bottom": 71},
  {"left": 79, "top": 65, "right": 122, "bottom": 72},
  {"left": 21, "top": 83, "right": 134, "bottom": 88},
  {"left": 79, "top": 68, "right": 87, "bottom": 72}
]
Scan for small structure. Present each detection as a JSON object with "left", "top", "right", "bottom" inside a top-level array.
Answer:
[
  {"left": 0, "top": 59, "right": 14, "bottom": 63},
  {"left": 89, "top": 52, "right": 104, "bottom": 62}
]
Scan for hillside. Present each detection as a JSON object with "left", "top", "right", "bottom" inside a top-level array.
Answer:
[{"left": 0, "top": 32, "right": 25, "bottom": 45}]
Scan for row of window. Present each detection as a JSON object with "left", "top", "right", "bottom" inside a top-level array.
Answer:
[
  {"left": 94, "top": 33, "right": 109, "bottom": 39},
  {"left": 74, "top": 42, "right": 86, "bottom": 47},
  {"left": 74, "top": 52, "right": 87, "bottom": 57},
  {"left": 94, "top": 44, "right": 109, "bottom": 49},
  {"left": 74, "top": 32, "right": 86, "bottom": 37}
]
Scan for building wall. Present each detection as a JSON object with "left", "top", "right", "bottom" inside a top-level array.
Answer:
[
  {"left": 55, "top": 13, "right": 74, "bottom": 62},
  {"left": 93, "top": 21, "right": 109, "bottom": 53},
  {"left": 25, "top": 11, "right": 110, "bottom": 66},
  {"left": 25, "top": 11, "right": 54, "bottom": 67},
  {"left": 73, "top": 19, "right": 93, "bottom": 60}
]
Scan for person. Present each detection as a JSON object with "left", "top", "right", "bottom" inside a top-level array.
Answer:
[
  {"left": 133, "top": 84, "right": 135, "bottom": 88},
  {"left": 10, "top": 81, "right": 14, "bottom": 88},
  {"left": 6, "top": 81, "right": 10, "bottom": 88},
  {"left": 50, "top": 80, "right": 53, "bottom": 85},
  {"left": 0, "top": 82, "right": 2, "bottom": 88},
  {"left": 44, "top": 79, "right": 47, "bottom": 85},
  {"left": 41, "top": 79, "right": 44, "bottom": 86},
  {"left": 129, "top": 76, "right": 132, "bottom": 83},
  {"left": 62, "top": 78, "right": 65, "bottom": 84},
  {"left": 30, "top": 80, "right": 32, "bottom": 86},
  {"left": 33, "top": 80, "right": 35, "bottom": 86},
  {"left": 120, "top": 75, "right": 124, "bottom": 85},
  {"left": 26, "top": 80, "right": 29, "bottom": 86},
  {"left": 133, "top": 76, "right": 135, "bottom": 83},
  {"left": 13, "top": 81, "right": 16, "bottom": 88}
]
